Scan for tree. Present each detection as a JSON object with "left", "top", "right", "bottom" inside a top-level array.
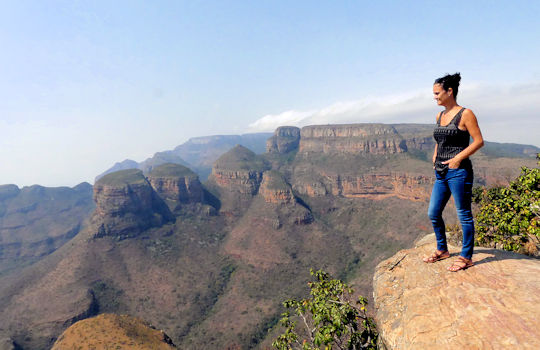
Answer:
[
  {"left": 475, "top": 155, "right": 540, "bottom": 255},
  {"left": 272, "top": 269, "right": 377, "bottom": 350}
]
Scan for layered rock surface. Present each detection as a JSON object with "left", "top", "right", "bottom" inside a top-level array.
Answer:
[
  {"left": 373, "top": 234, "right": 540, "bottom": 349},
  {"left": 147, "top": 163, "right": 204, "bottom": 211},
  {"left": 299, "top": 124, "right": 406, "bottom": 155},
  {"left": 259, "top": 170, "right": 295, "bottom": 205},
  {"left": 266, "top": 126, "right": 301, "bottom": 154},
  {"left": 92, "top": 169, "right": 171, "bottom": 238},
  {"left": 210, "top": 145, "right": 269, "bottom": 196},
  {"left": 293, "top": 172, "right": 432, "bottom": 200}
]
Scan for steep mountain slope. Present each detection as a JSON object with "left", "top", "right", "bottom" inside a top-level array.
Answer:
[
  {"left": 0, "top": 123, "right": 537, "bottom": 349},
  {"left": 0, "top": 182, "right": 94, "bottom": 276}
]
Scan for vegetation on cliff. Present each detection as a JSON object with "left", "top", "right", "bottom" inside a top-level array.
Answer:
[
  {"left": 97, "top": 169, "right": 147, "bottom": 186},
  {"left": 273, "top": 269, "right": 377, "bottom": 350},
  {"left": 51, "top": 313, "right": 176, "bottom": 349},
  {"left": 475, "top": 154, "right": 540, "bottom": 255},
  {"left": 214, "top": 144, "right": 270, "bottom": 171},
  {"left": 147, "top": 163, "right": 197, "bottom": 178}
]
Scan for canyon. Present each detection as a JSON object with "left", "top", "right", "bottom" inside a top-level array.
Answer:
[{"left": 0, "top": 123, "right": 537, "bottom": 349}]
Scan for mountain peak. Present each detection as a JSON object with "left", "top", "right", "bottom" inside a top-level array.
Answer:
[{"left": 214, "top": 144, "right": 269, "bottom": 171}]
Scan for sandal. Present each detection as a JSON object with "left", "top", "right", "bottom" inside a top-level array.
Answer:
[
  {"left": 447, "top": 256, "right": 474, "bottom": 272},
  {"left": 422, "top": 250, "right": 450, "bottom": 263}
]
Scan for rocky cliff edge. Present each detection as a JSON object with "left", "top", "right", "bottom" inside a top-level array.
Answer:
[{"left": 373, "top": 234, "right": 540, "bottom": 349}]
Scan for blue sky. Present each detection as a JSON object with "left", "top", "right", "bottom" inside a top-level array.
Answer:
[{"left": 1, "top": 1, "right": 539, "bottom": 186}]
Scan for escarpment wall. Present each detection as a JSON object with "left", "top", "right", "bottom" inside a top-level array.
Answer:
[
  {"left": 293, "top": 172, "right": 432, "bottom": 201},
  {"left": 92, "top": 171, "right": 172, "bottom": 238},
  {"left": 147, "top": 176, "right": 204, "bottom": 204},
  {"left": 211, "top": 169, "right": 264, "bottom": 195},
  {"left": 266, "top": 126, "right": 301, "bottom": 154},
  {"left": 299, "top": 124, "right": 407, "bottom": 155}
]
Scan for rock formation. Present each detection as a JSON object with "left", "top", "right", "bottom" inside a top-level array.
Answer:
[
  {"left": 259, "top": 170, "right": 295, "bottom": 205},
  {"left": 92, "top": 169, "right": 172, "bottom": 238},
  {"left": 373, "top": 234, "right": 540, "bottom": 349},
  {"left": 299, "top": 124, "right": 407, "bottom": 155},
  {"left": 147, "top": 163, "right": 204, "bottom": 211},
  {"left": 210, "top": 145, "right": 270, "bottom": 196},
  {"left": 52, "top": 314, "right": 176, "bottom": 349},
  {"left": 293, "top": 172, "right": 432, "bottom": 201},
  {"left": 266, "top": 126, "right": 301, "bottom": 154}
]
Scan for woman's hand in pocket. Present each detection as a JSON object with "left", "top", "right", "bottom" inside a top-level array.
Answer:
[{"left": 442, "top": 157, "right": 462, "bottom": 169}]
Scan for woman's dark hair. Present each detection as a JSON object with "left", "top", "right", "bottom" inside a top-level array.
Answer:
[{"left": 434, "top": 72, "right": 461, "bottom": 99}]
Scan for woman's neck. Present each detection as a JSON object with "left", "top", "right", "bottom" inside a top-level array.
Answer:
[{"left": 443, "top": 100, "right": 459, "bottom": 113}]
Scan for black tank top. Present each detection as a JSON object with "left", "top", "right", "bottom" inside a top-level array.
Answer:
[{"left": 433, "top": 107, "right": 472, "bottom": 173}]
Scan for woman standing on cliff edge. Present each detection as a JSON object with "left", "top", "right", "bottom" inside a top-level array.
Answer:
[{"left": 423, "top": 72, "right": 484, "bottom": 271}]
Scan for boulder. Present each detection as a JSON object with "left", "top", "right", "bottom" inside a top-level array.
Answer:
[{"left": 373, "top": 234, "right": 540, "bottom": 349}]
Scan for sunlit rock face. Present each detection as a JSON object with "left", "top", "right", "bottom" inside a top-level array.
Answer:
[
  {"left": 210, "top": 145, "right": 270, "bottom": 196},
  {"left": 299, "top": 124, "right": 407, "bottom": 155},
  {"left": 92, "top": 169, "right": 171, "bottom": 238},
  {"left": 373, "top": 234, "right": 540, "bottom": 350},
  {"left": 266, "top": 126, "right": 301, "bottom": 154},
  {"left": 147, "top": 163, "right": 204, "bottom": 212},
  {"left": 259, "top": 170, "right": 295, "bottom": 205},
  {"left": 293, "top": 172, "right": 432, "bottom": 201}
]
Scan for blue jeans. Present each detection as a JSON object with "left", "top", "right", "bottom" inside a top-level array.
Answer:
[{"left": 428, "top": 167, "right": 475, "bottom": 259}]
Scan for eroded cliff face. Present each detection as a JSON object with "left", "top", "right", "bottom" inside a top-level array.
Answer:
[
  {"left": 94, "top": 182, "right": 153, "bottom": 218},
  {"left": 147, "top": 164, "right": 204, "bottom": 213},
  {"left": 299, "top": 124, "right": 407, "bottom": 155},
  {"left": 209, "top": 145, "right": 269, "bottom": 196},
  {"left": 259, "top": 170, "right": 295, "bottom": 205},
  {"left": 293, "top": 172, "right": 432, "bottom": 201},
  {"left": 212, "top": 169, "right": 264, "bottom": 196},
  {"left": 373, "top": 234, "right": 540, "bottom": 349},
  {"left": 266, "top": 126, "right": 301, "bottom": 154},
  {"left": 92, "top": 169, "right": 171, "bottom": 238}
]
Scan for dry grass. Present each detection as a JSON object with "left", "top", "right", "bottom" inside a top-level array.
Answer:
[{"left": 51, "top": 313, "right": 175, "bottom": 349}]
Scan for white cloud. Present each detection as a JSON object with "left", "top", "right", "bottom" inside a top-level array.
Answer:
[{"left": 247, "top": 82, "right": 540, "bottom": 147}]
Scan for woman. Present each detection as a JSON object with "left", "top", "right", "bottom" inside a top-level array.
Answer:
[{"left": 423, "top": 73, "right": 484, "bottom": 271}]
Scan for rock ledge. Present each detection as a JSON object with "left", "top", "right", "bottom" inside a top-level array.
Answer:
[{"left": 373, "top": 234, "right": 540, "bottom": 350}]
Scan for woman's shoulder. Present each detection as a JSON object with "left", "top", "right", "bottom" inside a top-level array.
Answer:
[{"left": 461, "top": 108, "right": 477, "bottom": 120}]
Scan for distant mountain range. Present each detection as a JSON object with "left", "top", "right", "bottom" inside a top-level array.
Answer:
[
  {"left": 0, "top": 123, "right": 538, "bottom": 349},
  {"left": 95, "top": 133, "right": 272, "bottom": 182}
]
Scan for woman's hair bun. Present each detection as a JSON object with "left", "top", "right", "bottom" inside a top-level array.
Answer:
[
  {"left": 435, "top": 72, "right": 461, "bottom": 99},
  {"left": 449, "top": 72, "right": 461, "bottom": 84}
]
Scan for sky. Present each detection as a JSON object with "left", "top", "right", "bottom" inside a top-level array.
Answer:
[{"left": 1, "top": 0, "right": 539, "bottom": 187}]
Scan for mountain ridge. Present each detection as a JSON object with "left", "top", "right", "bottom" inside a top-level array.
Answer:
[{"left": 0, "top": 122, "right": 538, "bottom": 349}]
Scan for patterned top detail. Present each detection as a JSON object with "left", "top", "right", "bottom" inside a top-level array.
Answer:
[{"left": 433, "top": 107, "right": 472, "bottom": 172}]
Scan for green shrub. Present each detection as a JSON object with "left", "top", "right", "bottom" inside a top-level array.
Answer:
[
  {"left": 272, "top": 269, "right": 377, "bottom": 350},
  {"left": 476, "top": 158, "right": 540, "bottom": 255}
]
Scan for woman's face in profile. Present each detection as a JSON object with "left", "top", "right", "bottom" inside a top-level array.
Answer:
[{"left": 433, "top": 83, "right": 450, "bottom": 106}]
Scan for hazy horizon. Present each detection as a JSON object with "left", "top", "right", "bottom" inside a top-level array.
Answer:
[{"left": 2, "top": 1, "right": 539, "bottom": 187}]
